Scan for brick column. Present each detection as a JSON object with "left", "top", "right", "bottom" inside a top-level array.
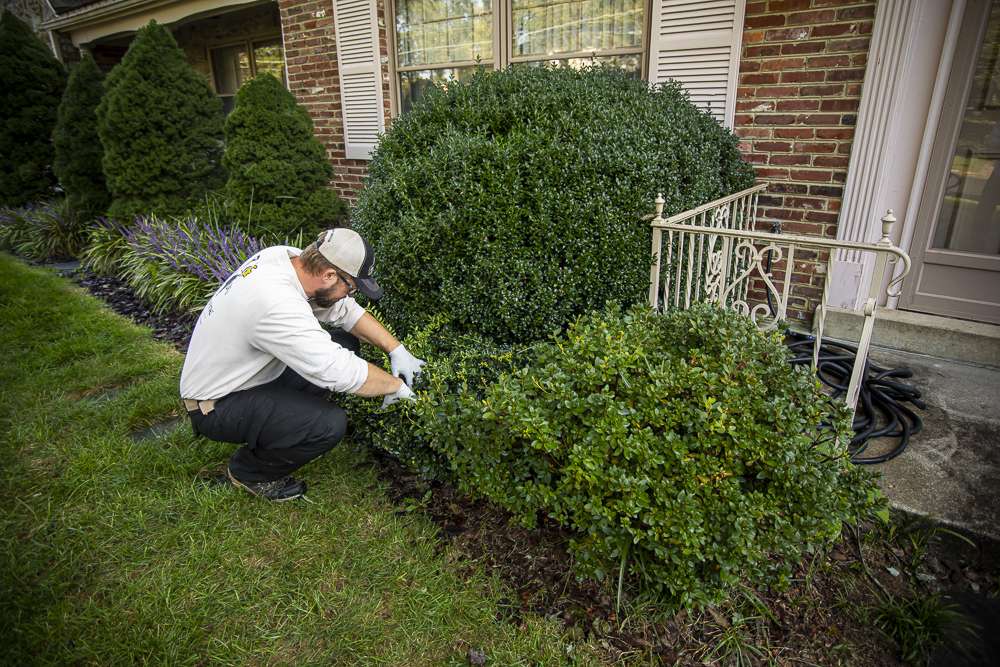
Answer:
[
  {"left": 278, "top": 0, "right": 392, "bottom": 203},
  {"left": 735, "top": 0, "right": 875, "bottom": 321}
]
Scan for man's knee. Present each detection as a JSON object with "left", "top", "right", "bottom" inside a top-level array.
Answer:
[{"left": 309, "top": 404, "right": 347, "bottom": 449}]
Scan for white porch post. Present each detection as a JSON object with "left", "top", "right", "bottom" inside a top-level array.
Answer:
[{"left": 829, "top": 0, "right": 954, "bottom": 309}]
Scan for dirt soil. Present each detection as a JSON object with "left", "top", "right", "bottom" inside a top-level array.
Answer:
[{"left": 71, "top": 268, "right": 1000, "bottom": 666}]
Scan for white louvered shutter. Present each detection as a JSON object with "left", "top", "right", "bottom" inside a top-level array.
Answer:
[
  {"left": 648, "top": 0, "right": 746, "bottom": 128},
  {"left": 333, "top": 0, "right": 385, "bottom": 160}
]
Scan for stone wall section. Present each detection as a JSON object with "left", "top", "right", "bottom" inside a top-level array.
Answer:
[
  {"left": 278, "top": 0, "right": 392, "bottom": 202},
  {"left": 735, "top": 0, "right": 875, "bottom": 321}
]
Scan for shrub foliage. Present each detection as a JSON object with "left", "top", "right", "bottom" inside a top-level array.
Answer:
[
  {"left": 222, "top": 73, "right": 345, "bottom": 239},
  {"left": 359, "top": 305, "right": 880, "bottom": 607},
  {"left": 97, "top": 20, "right": 224, "bottom": 222},
  {"left": 0, "top": 11, "right": 66, "bottom": 207},
  {"left": 54, "top": 53, "right": 110, "bottom": 220},
  {"left": 353, "top": 66, "right": 755, "bottom": 343}
]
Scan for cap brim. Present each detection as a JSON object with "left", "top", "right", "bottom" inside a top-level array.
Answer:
[{"left": 357, "top": 277, "right": 383, "bottom": 301}]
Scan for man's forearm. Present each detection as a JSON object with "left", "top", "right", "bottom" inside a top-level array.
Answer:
[
  {"left": 349, "top": 312, "right": 400, "bottom": 354},
  {"left": 353, "top": 362, "right": 404, "bottom": 397}
]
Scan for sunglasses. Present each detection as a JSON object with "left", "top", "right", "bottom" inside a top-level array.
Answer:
[{"left": 334, "top": 269, "right": 357, "bottom": 296}]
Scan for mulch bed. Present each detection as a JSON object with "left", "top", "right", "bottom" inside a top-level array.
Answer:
[{"left": 68, "top": 265, "right": 1000, "bottom": 666}]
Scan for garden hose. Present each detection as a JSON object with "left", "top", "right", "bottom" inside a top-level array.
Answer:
[{"left": 760, "top": 222, "right": 926, "bottom": 465}]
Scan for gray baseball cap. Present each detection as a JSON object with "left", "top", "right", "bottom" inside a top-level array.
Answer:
[{"left": 317, "top": 228, "right": 383, "bottom": 300}]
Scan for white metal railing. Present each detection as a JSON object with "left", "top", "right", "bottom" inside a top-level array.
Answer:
[{"left": 647, "top": 184, "right": 911, "bottom": 415}]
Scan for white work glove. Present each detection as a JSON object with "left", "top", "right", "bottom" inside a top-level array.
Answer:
[
  {"left": 389, "top": 344, "right": 426, "bottom": 387},
  {"left": 381, "top": 381, "right": 415, "bottom": 409}
]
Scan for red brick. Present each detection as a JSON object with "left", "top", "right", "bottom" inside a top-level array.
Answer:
[
  {"left": 786, "top": 10, "right": 837, "bottom": 25},
  {"left": 777, "top": 99, "right": 821, "bottom": 111},
  {"left": 794, "top": 141, "right": 837, "bottom": 153},
  {"left": 753, "top": 85, "right": 803, "bottom": 97},
  {"left": 744, "top": 30, "right": 766, "bottom": 44},
  {"left": 827, "top": 37, "right": 871, "bottom": 52},
  {"left": 765, "top": 207, "right": 806, "bottom": 221},
  {"left": 754, "top": 167, "right": 791, "bottom": 179},
  {"left": 781, "top": 42, "right": 826, "bottom": 55},
  {"left": 827, "top": 68, "right": 866, "bottom": 81},
  {"left": 744, "top": 45, "right": 782, "bottom": 57},
  {"left": 755, "top": 141, "right": 793, "bottom": 151},
  {"left": 800, "top": 84, "right": 845, "bottom": 96},
  {"left": 838, "top": 6, "right": 875, "bottom": 20},
  {"left": 745, "top": 152, "right": 769, "bottom": 164},
  {"left": 770, "top": 154, "right": 811, "bottom": 165},
  {"left": 761, "top": 57, "right": 806, "bottom": 71},
  {"left": 774, "top": 128, "right": 815, "bottom": 139},
  {"left": 806, "top": 55, "right": 852, "bottom": 68},
  {"left": 805, "top": 210, "right": 839, "bottom": 223},
  {"left": 769, "top": 182, "right": 809, "bottom": 194},
  {"left": 812, "top": 23, "right": 862, "bottom": 38},
  {"left": 735, "top": 114, "right": 756, "bottom": 126},
  {"left": 735, "top": 127, "right": 773, "bottom": 138},
  {"left": 742, "top": 72, "right": 781, "bottom": 85},
  {"left": 768, "top": 0, "right": 812, "bottom": 11},
  {"left": 781, "top": 70, "right": 825, "bottom": 83},
  {"left": 799, "top": 114, "right": 843, "bottom": 125},
  {"left": 785, "top": 196, "right": 826, "bottom": 210},
  {"left": 791, "top": 169, "right": 833, "bottom": 182},
  {"left": 746, "top": 14, "right": 785, "bottom": 29},
  {"left": 820, "top": 98, "right": 859, "bottom": 112},
  {"left": 740, "top": 60, "right": 763, "bottom": 72},
  {"left": 815, "top": 128, "right": 854, "bottom": 140},
  {"left": 746, "top": 1, "right": 768, "bottom": 14},
  {"left": 755, "top": 114, "right": 799, "bottom": 125},
  {"left": 809, "top": 185, "right": 844, "bottom": 197},
  {"left": 766, "top": 27, "right": 812, "bottom": 41}
]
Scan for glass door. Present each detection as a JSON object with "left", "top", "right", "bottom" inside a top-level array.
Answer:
[{"left": 901, "top": 0, "right": 1000, "bottom": 324}]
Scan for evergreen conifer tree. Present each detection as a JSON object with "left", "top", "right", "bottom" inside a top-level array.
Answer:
[
  {"left": 0, "top": 10, "right": 66, "bottom": 207},
  {"left": 97, "top": 20, "right": 224, "bottom": 221},
  {"left": 54, "top": 53, "right": 109, "bottom": 220},
  {"left": 222, "top": 73, "right": 344, "bottom": 238}
]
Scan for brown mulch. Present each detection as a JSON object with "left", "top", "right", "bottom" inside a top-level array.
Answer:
[{"left": 69, "top": 266, "right": 1000, "bottom": 666}]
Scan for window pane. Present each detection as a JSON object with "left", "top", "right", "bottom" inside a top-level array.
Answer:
[
  {"left": 512, "top": 0, "right": 644, "bottom": 58},
  {"left": 399, "top": 66, "right": 481, "bottom": 113},
  {"left": 211, "top": 44, "right": 251, "bottom": 96},
  {"left": 515, "top": 53, "right": 641, "bottom": 75},
  {"left": 396, "top": 0, "right": 493, "bottom": 67},
  {"left": 932, "top": 4, "right": 1000, "bottom": 254},
  {"left": 253, "top": 41, "right": 286, "bottom": 85}
]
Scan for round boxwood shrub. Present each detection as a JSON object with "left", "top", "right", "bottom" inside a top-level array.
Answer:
[
  {"left": 54, "top": 53, "right": 109, "bottom": 220},
  {"left": 377, "top": 304, "right": 881, "bottom": 607},
  {"left": 97, "top": 20, "right": 225, "bottom": 222},
  {"left": 222, "top": 73, "right": 345, "bottom": 239},
  {"left": 0, "top": 10, "right": 66, "bottom": 207},
  {"left": 353, "top": 65, "right": 755, "bottom": 344}
]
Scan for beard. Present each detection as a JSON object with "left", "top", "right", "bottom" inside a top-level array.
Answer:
[{"left": 310, "top": 285, "right": 342, "bottom": 308}]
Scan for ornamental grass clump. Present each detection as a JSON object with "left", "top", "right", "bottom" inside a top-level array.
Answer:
[
  {"left": 222, "top": 73, "right": 346, "bottom": 239},
  {"left": 0, "top": 202, "right": 87, "bottom": 261},
  {"left": 353, "top": 65, "right": 755, "bottom": 344},
  {"left": 378, "top": 305, "right": 882, "bottom": 608},
  {"left": 82, "top": 214, "right": 262, "bottom": 313}
]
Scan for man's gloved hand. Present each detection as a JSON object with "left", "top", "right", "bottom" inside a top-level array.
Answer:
[
  {"left": 381, "top": 381, "right": 415, "bottom": 409},
  {"left": 389, "top": 344, "right": 426, "bottom": 387}
]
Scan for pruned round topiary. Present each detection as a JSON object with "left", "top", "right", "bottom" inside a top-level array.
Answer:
[
  {"left": 371, "top": 305, "right": 881, "bottom": 607},
  {"left": 353, "top": 66, "right": 755, "bottom": 343},
  {"left": 0, "top": 10, "right": 66, "bottom": 207},
  {"left": 54, "top": 53, "right": 109, "bottom": 220},
  {"left": 97, "top": 20, "right": 225, "bottom": 222},
  {"left": 222, "top": 73, "right": 345, "bottom": 239}
]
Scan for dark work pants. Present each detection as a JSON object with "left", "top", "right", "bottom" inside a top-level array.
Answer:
[{"left": 187, "top": 330, "right": 360, "bottom": 483}]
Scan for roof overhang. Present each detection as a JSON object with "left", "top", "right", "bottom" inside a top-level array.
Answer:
[{"left": 41, "top": 0, "right": 264, "bottom": 46}]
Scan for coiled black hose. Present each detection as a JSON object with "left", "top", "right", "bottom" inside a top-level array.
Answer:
[
  {"left": 784, "top": 331, "right": 926, "bottom": 464},
  {"left": 761, "top": 222, "right": 925, "bottom": 464}
]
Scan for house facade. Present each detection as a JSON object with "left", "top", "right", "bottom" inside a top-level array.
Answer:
[{"left": 33, "top": 0, "right": 1000, "bottom": 348}]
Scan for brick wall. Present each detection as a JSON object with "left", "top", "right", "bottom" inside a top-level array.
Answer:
[
  {"left": 278, "top": 0, "right": 392, "bottom": 202},
  {"left": 735, "top": 0, "right": 875, "bottom": 322}
]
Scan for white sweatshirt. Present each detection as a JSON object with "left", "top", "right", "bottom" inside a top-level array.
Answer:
[{"left": 179, "top": 246, "right": 369, "bottom": 400}]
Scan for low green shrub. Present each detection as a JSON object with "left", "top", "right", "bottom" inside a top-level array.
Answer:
[
  {"left": 364, "top": 305, "right": 881, "bottom": 607},
  {"left": 0, "top": 202, "right": 88, "bottom": 261},
  {"left": 354, "top": 65, "right": 755, "bottom": 344}
]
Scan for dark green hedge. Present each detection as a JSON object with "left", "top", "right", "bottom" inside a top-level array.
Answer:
[
  {"left": 54, "top": 53, "right": 109, "bottom": 220},
  {"left": 357, "top": 305, "right": 881, "bottom": 607},
  {"left": 0, "top": 11, "right": 66, "bottom": 207},
  {"left": 353, "top": 65, "right": 755, "bottom": 344},
  {"left": 222, "top": 73, "right": 345, "bottom": 239},
  {"left": 97, "top": 20, "right": 224, "bottom": 222}
]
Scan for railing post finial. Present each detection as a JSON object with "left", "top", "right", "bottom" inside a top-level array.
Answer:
[
  {"left": 654, "top": 193, "right": 665, "bottom": 223},
  {"left": 880, "top": 209, "right": 896, "bottom": 244}
]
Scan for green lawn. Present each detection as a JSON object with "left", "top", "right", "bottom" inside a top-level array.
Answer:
[{"left": 0, "top": 253, "right": 596, "bottom": 665}]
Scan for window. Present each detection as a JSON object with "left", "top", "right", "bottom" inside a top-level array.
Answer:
[
  {"left": 393, "top": 0, "right": 645, "bottom": 113},
  {"left": 211, "top": 38, "right": 286, "bottom": 114}
]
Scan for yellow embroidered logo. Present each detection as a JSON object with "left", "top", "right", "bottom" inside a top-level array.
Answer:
[{"left": 241, "top": 264, "right": 258, "bottom": 278}]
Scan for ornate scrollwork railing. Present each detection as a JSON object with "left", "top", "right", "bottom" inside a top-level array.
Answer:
[{"left": 647, "top": 184, "right": 911, "bottom": 414}]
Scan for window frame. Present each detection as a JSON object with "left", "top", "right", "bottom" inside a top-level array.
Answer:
[
  {"left": 386, "top": 0, "right": 652, "bottom": 116},
  {"left": 206, "top": 33, "right": 287, "bottom": 105}
]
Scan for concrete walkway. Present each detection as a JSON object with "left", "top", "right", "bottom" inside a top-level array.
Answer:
[{"left": 864, "top": 346, "right": 1000, "bottom": 540}]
